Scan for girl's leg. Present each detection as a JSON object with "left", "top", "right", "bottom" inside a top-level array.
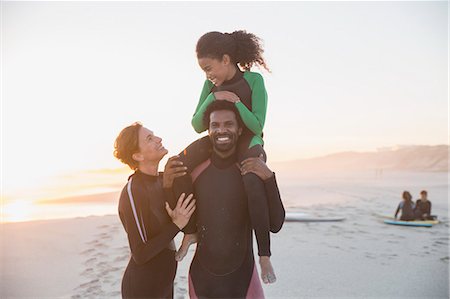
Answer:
[
  {"left": 239, "top": 136, "right": 285, "bottom": 233},
  {"left": 239, "top": 143, "right": 271, "bottom": 257},
  {"left": 238, "top": 136, "right": 276, "bottom": 283},
  {"left": 173, "top": 136, "right": 212, "bottom": 208},
  {"left": 175, "top": 233, "right": 198, "bottom": 262},
  {"left": 172, "top": 136, "right": 212, "bottom": 254}
]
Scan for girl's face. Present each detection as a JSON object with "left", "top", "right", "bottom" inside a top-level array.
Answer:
[{"left": 198, "top": 55, "right": 235, "bottom": 86}]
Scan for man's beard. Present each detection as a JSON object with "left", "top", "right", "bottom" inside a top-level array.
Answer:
[{"left": 210, "top": 132, "right": 238, "bottom": 153}]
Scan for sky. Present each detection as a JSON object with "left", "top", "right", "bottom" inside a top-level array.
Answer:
[{"left": 1, "top": 1, "right": 448, "bottom": 215}]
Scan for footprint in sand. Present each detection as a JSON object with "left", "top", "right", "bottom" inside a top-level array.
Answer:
[
  {"left": 114, "top": 255, "right": 129, "bottom": 262},
  {"left": 75, "top": 220, "right": 127, "bottom": 298},
  {"left": 75, "top": 279, "right": 100, "bottom": 289},
  {"left": 81, "top": 268, "right": 94, "bottom": 276},
  {"left": 433, "top": 240, "right": 448, "bottom": 246},
  {"left": 107, "top": 290, "right": 121, "bottom": 297},
  {"left": 364, "top": 253, "right": 376, "bottom": 259},
  {"left": 86, "top": 239, "right": 99, "bottom": 246},
  {"left": 94, "top": 242, "right": 108, "bottom": 249},
  {"left": 94, "top": 252, "right": 107, "bottom": 258},
  {"left": 84, "top": 257, "right": 97, "bottom": 266}
]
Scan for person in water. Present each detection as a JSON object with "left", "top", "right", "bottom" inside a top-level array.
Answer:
[
  {"left": 174, "top": 30, "right": 285, "bottom": 284},
  {"left": 187, "top": 101, "right": 284, "bottom": 298},
  {"left": 114, "top": 123, "right": 196, "bottom": 299},
  {"left": 394, "top": 191, "right": 415, "bottom": 221},
  {"left": 414, "top": 190, "right": 434, "bottom": 220}
]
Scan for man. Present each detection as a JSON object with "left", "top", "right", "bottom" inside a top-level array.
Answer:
[
  {"left": 414, "top": 190, "right": 433, "bottom": 220},
  {"left": 187, "top": 101, "right": 283, "bottom": 298}
]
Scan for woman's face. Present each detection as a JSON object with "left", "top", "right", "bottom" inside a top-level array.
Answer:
[
  {"left": 134, "top": 127, "right": 168, "bottom": 164},
  {"left": 198, "top": 55, "right": 233, "bottom": 87}
]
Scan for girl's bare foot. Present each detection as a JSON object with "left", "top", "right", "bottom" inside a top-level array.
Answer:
[
  {"left": 259, "top": 256, "right": 276, "bottom": 284},
  {"left": 175, "top": 233, "right": 198, "bottom": 262}
]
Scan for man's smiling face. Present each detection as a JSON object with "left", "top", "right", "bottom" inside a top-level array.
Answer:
[{"left": 208, "top": 110, "right": 242, "bottom": 157}]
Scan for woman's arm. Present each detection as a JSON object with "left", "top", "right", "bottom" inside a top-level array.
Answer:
[
  {"left": 394, "top": 204, "right": 401, "bottom": 219},
  {"left": 119, "top": 182, "right": 194, "bottom": 265}
]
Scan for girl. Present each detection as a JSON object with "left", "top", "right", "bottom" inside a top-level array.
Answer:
[
  {"left": 174, "top": 30, "right": 284, "bottom": 284},
  {"left": 394, "top": 191, "right": 415, "bottom": 221}
]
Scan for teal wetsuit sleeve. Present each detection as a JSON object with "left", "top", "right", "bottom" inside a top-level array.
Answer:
[
  {"left": 192, "top": 80, "right": 215, "bottom": 133},
  {"left": 237, "top": 72, "right": 268, "bottom": 136}
]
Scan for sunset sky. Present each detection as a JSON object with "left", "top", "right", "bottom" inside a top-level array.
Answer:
[{"left": 1, "top": 1, "right": 448, "bottom": 221}]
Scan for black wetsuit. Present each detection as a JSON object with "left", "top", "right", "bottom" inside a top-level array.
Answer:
[
  {"left": 118, "top": 170, "right": 180, "bottom": 299},
  {"left": 175, "top": 70, "right": 285, "bottom": 258},
  {"left": 414, "top": 199, "right": 432, "bottom": 220},
  {"left": 189, "top": 151, "right": 274, "bottom": 299},
  {"left": 394, "top": 201, "right": 415, "bottom": 221}
]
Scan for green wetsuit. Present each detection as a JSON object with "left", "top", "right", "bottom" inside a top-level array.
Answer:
[{"left": 191, "top": 70, "right": 267, "bottom": 148}]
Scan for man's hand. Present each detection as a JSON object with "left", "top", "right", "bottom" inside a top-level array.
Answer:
[
  {"left": 214, "top": 91, "right": 240, "bottom": 103},
  {"left": 165, "top": 193, "right": 196, "bottom": 230},
  {"left": 163, "top": 155, "right": 187, "bottom": 188},
  {"left": 239, "top": 154, "right": 274, "bottom": 181}
]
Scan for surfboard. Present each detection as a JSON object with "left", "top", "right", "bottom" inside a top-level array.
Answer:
[
  {"left": 285, "top": 212, "right": 345, "bottom": 222},
  {"left": 374, "top": 213, "right": 439, "bottom": 225},
  {"left": 383, "top": 219, "right": 433, "bottom": 227}
]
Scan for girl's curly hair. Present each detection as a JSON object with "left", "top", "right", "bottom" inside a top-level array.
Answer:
[{"left": 196, "top": 30, "right": 270, "bottom": 72}]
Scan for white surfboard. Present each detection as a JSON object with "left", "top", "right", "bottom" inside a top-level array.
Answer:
[{"left": 285, "top": 212, "right": 345, "bottom": 222}]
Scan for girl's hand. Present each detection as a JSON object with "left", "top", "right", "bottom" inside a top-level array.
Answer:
[
  {"left": 163, "top": 155, "right": 187, "bottom": 188},
  {"left": 165, "top": 193, "right": 196, "bottom": 229},
  {"left": 214, "top": 91, "right": 240, "bottom": 103},
  {"left": 239, "top": 154, "right": 274, "bottom": 181}
]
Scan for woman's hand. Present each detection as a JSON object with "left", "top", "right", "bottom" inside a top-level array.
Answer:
[
  {"left": 239, "top": 154, "right": 274, "bottom": 181},
  {"left": 163, "top": 155, "right": 187, "bottom": 188},
  {"left": 214, "top": 91, "right": 240, "bottom": 103},
  {"left": 165, "top": 193, "right": 196, "bottom": 230}
]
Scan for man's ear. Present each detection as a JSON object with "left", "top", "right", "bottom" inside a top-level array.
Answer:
[
  {"left": 222, "top": 54, "right": 231, "bottom": 65},
  {"left": 132, "top": 152, "right": 143, "bottom": 163},
  {"left": 238, "top": 127, "right": 242, "bottom": 136}
]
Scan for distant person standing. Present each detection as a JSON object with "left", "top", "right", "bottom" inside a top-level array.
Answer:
[
  {"left": 394, "top": 191, "right": 415, "bottom": 221},
  {"left": 414, "top": 190, "right": 434, "bottom": 220}
]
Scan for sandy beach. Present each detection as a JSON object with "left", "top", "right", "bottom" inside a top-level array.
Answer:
[{"left": 1, "top": 170, "right": 448, "bottom": 298}]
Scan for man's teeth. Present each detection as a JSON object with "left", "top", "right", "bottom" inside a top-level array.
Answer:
[{"left": 217, "top": 137, "right": 230, "bottom": 141}]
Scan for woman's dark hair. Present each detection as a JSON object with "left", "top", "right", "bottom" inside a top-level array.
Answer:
[
  {"left": 203, "top": 100, "right": 244, "bottom": 129},
  {"left": 402, "top": 191, "right": 413, "bottom": 204},
  {"left": 196, "top": 30, "right": 270, "bottom": 72},
  {"left": 114, "top": 122, "right": 142, "bottom": 170}
]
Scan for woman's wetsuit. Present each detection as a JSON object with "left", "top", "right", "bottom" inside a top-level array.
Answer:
[
  {"left": 118, "top": 170, "right": 180, "bottom": 299},
  {"left": 188, "top": 152, "right": 268, "bottom": 299},
  {"left": 394, "top": 200, "right": 415, "bottom": 221},
  {"left": 174, "top": 70, "right": 285, "bottom": 258}
]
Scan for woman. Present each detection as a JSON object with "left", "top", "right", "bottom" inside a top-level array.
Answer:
[
  {"left": 394, "top": 191, "right": 415, "bottom": 221},
  {"left": 114, "top": 122, "right": 195, "bottom": 299}
]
